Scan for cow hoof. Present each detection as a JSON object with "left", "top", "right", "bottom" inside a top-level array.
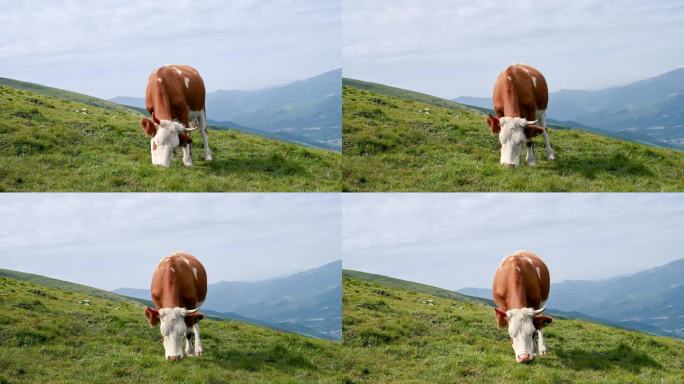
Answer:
[
  {"left": 527, "top": 161, "right": 537, "bottom": 166},
  {"left": 548, "top": 154, "right": 555, "bottom": 161},
  {"left": 539, "top": 348, "right": 548, "bottom": 355},
  {"left": 205, "top": 154, "right": 212, "bottom": 162}
]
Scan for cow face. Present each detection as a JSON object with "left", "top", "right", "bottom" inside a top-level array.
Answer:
[
  {"left": 140, "top": 118, "right": 192, "bottom": 167},
  {"left": 496, "top": 117, "right": 544, "bottom": 167},
  {"left": 497, "top": 307, "right": 551, "bottom": 363},
  {"left": 146, "top": 307, "right": 203, "bottom": 360}
]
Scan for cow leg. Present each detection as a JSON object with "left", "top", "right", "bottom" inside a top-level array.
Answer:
[
  {"left": 185, "top": 331, "right": 196, "bottom": 357},
  {"left": 526, "top": 140, "right": 536, "bottom": 166},
  {"left": 199, "top": 111, "right": 212, "bottom": 161},
  {"left": 182, "top": 144, "right": 193, "bottom": 167},
  {"left": 192, "top": 322, "right": 203, "bottom": 356},
  {"left": 538, "top": 110, "right": 555, "bottom": 160},
  {"left": 537, "top": 329, "right": 548, "bottom": 355}
]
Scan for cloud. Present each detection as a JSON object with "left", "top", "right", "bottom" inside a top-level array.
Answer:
[
  {"left": 343, "top": 193, "right": 684, "bottom": 290},
  {"left": 0, "top": 0, "right": 341, "bottom": 98},
  {"left": 343, "top": 0, "right": 684, "bottom": 97},
  {"left": 0, "top": 193, "right": 341, "bottom": 290}
]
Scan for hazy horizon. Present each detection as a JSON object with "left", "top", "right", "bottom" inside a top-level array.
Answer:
[
  {"left": 343, "top": 194, "right": 684, "bottom": 291},
  {"left": 0, "top": 194, "right": 341, "bottom": 291},
  {"left": 343, "top": 0, "right": 684, "bottom": 98},
  {"left": 0, "top": 0, "right": 341, "bottom": 99}
]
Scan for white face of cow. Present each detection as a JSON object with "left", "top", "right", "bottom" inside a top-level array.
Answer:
[
  {"left": 506, "top": 308, "right": 537, "bottom": 363},
  {"left": 498, "top": 117, "right": 529, "bottom": 167},
  {"left": 150, "top": 121, "right": 185, "bottom": 167},
  {"left": 158, "top": 307, "right": 190, "bottom": 360}
]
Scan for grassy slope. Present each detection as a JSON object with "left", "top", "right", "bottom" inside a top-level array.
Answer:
[
  {"left": 342, "top": 271, "right": 684, "bottom": 384},
  {"left": 0, "top": 85, "right": 340, "bottom": 191},
  {"left": 342, "top": 79, "right": 684, "bottom": 191},
  {"left": 0, "top": 274, "right": 344, "bottom": 384}
]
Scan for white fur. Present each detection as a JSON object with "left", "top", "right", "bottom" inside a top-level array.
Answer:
[
  {"left": 158, "top": 307, "right": 191, "bottom": 359},
  {"left": 189, "top": 109, "right": 212, "bottom": 161},
  {"left": 157, "top": 77, "right": 162, "bottom": 83},
  {"left": 506, "top": 308, "right": 537, "bottom": 362},
  {"left": 184, "top": 77, "right": 190, "bottom": 89},
  {"left": 536, "top": 266, "right": 541, "bottom": 279},
  {"left": 193, "top": 267, "right": 198, "bottom": 280},
  {"left": 498, "top": 117, "right": 528, "bottom": 167},
  {"left": 150, "top": 120, "right": 184, "bottom": 167},
  {"left": 531, "top": 76, "right": 537, "bottom": 88},
  {"left": 536, "top": 109, "right": 555, "bottom": 160},
  {"left": 174, "top": 67, "right": 182, "bottom": 76},
  {"left": 507, "top": 76, "right": 512, "bottom": 81}
]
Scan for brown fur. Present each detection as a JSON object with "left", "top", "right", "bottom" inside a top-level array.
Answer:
[
  {"left": 141, "top": 65, "right": 205, "bottom": 137},
  {"left": 146, "top": 252, "right": 207, "bottom": 325},
  {"left": 487, "top": 64, "right": 548, "bottom": 139},
  {"left": 492, "top": 251, "right": 551, "bottom": 328}
]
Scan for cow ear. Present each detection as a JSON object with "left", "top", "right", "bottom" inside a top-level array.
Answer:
[
  {"left": 141, "top": 118, "right": 157, "bottom": 137},
  {"left": 533, "top": 315, "right": 553, "bottom": 330},
  {"left": 184, "top": 312, "right": 204, "bottom": 326},
  {"left": 179, "top": 132, "right": 193, "bottom": 145},
  {"left": 145, "top": 307, "right": 160, "bottom": 326},
  {"left": 524, "top": 124, "right": 544, "bottom": 138},
  {"left": 487, "top": 114, "right": 501, "bottom": 134},
  {"left": 495, "top": 307, "right": 508, "bottom": 328}
]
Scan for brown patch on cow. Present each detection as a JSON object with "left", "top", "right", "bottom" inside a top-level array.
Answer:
[
  {"left": 495, "top": 307, "right": 508, "bottom": 328},
  {"left": 487, "top": 114, "right": 501, "bottom": 134},
  {"left": 141, "top": 118, "right": 157, "bottom": 137},
  {"left": 145, "top": 307, "right": 160, "bottom": 326},
  {"left": 524, "top": 124, "right": 545, "bottom": 139},
  {"left": 492, "top": 251, "right": 550, "bottom": 313},
  {"left": 179, "top": 133, "right": 193, "bottom": 146},
  {"left": 184, "top": 312, "right": 204, "bottom": 327},
  {"left": 533, "top": 315, "right": 553, "bottom": 330},
  {"left": 149, "top": 252, "right": 207, "bottom": 310}
]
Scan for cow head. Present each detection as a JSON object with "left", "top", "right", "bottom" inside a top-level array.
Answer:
[
  {"left": 487, "top": 115, "right": 544, "bottom": 167},
  {"left": 495, "top": 306, "right": 552, "bottom": 363},
  {"left": 145, "top": 307, "right": 204, "bottom": 361},
  {"left": 140, "top": 117, "right": 196, "bottom": 167}
]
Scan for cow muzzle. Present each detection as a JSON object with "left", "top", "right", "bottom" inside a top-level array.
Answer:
[
  {"left": 167, "top": 355, "right": 182, "bottom": 361},
  {"left": 516, "top": 353, "right": 533, "bottom": 363}
]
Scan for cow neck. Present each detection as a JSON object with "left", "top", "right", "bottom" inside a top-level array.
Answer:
[{"left": 501, "top": 81, "right": 522, "bottom": 118}]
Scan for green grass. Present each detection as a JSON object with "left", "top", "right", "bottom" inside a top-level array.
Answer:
[
  {"left": 0, "top": 85, "right": 340, "bottom": 191},
  {"left": 0, "top": 274, "right": 345, "bottom": 384},
  {"left": 342, "top": 79, "right": 684, "bottom": 191},
  {"left": 342, "top": 270, "right": 684, "bottom": 384}
]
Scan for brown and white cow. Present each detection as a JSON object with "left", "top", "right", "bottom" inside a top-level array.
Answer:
[
  {"left": 140, "top": 65, "right": 212, "bottom": 167},
  {"left": 144, "top": 252, "right": 207, "bottom": 361},
  {"left": 492, "top": 251, "right": 553, "bottom": 363},
  {"left": 486, "top": 64, "right": 555, "bottom": 167}
]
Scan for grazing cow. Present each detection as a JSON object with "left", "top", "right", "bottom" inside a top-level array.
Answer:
[
  {"left": 140, "top": 65, "right": 212, "bottom": 167},
  {"left": 492, "top": 251, "right": 553, "bottom": 363},
  {"left": 486, "top": 64, "right": 555, "bottom": 167},
  {"left": 144, "top": 252, "right": 207, "bottom": 361}
]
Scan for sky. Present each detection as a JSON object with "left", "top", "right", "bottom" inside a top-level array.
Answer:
[
  {"left": 343, "top": 193, "right": 684, "bottom": 291},
  {"left": 0, "top": 193, "right": 341, "bottom": 291},
  {"left": 343, "top": 0, "right": 684, "bottom": 98},
  {"left": 0, "top": 0, "right": 340, "bottom": 99}
]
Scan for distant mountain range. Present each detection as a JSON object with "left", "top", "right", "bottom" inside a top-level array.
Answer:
[
  {"left": 111, "top": 69, "right": 342, "bottom": 151},
  {"left": 114, "top": 260, "right": 342, "bottom": 340},
  {"left": 453, "top": 67, "right": 684, "bottom": 150},
  {"left": 458, "top": 258, "right": 684, "bottom": 338}
]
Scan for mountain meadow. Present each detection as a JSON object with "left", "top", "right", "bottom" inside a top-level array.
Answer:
[
  {"left": 0, "top": 269, "right": 345, "bottom": 384},
  {"left": 342, "top": 270, "right": 684, "bottom": 384},
  {"left": 0, "top": 78, "right": 340, "bottom": 192},
  {"left": 342, "top": 79, "right": 684, "bottom": 192}
]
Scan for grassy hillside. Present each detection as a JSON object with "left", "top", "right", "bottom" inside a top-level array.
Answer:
[
  {"left": 342, "top": 79, "right": 684, "bottom": 191},
  {"left": 0, "top": 83, "right": 340, "bottom": 191},
  {"left": 342, "top": 270, "right": 684, "bottom": 383},
  {"left": 0, "top": 273, "right": 344, "bottom": 384}
]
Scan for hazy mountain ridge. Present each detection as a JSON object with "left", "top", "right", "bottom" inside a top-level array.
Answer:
[
  {"left": 457, "top": 258, "right": 684, "bottom": 338},
  {"left": 453, "top": 67, "right": 684, "bottom": 150},
  {"left": 114, "top": 260, "right": 342, "bottom": 340}
]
